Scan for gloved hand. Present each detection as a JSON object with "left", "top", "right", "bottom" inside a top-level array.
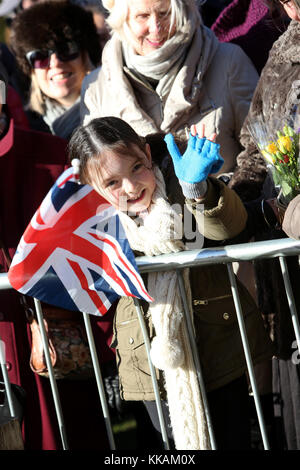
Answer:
[
  {"left": 102, "top": 360, "right": 124, "bottom": 419},
  {"left": 164, "top": 132, "right": 224, "bottom": 199}
]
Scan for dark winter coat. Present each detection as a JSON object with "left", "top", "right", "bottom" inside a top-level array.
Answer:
[{"left": 229, "top": 20, "right": 300, "bottom": 359}]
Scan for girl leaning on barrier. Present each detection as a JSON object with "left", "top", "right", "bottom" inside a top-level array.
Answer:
[{"left": 68, "top": 116, "right": 275, "bottom": 450}]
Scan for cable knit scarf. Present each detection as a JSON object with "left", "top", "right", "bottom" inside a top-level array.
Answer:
[
  {"left": 99, "top": 8, "right": 219, "bottom": 135},
  {"left": 118, "top": 166, "right": 210, "bottom": 450}
]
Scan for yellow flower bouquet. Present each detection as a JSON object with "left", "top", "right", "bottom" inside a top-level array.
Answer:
[{"left": 248, "top": 115, "right": 300, "bottom": 205}]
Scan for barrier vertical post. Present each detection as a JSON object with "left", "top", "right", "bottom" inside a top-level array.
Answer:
[
  {"left": 82, "top": 312, "right": 116, "bottom": 450},
  {"left": 0, "top": 337, "right": 16, "bottom": 418},
  {"left": 279, "top": 256, "right": 300, "bottom": 355},
  {"left": 133, "top": 298, "right": 170, "bottom": 450},
  {"left": 176, "top": 269, "right": 217, "bottom": 450},
  {"left": 33, "top": 299, "right": 69, "bottom": 450},
  {"left": 226, "top": 263, "right": 270, "bottom": 450}
]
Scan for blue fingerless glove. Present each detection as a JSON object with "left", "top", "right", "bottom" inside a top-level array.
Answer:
[{"left": 164, "top": 133, "right": 224, "bottom": 199}]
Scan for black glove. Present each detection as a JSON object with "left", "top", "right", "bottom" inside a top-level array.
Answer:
[{"left": 102, "top": 360, "right": 123, "bottom": 418}]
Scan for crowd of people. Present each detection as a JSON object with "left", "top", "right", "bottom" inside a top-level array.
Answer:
[{"left": 0, "top": 0, "right": 300, "bottom": 451}]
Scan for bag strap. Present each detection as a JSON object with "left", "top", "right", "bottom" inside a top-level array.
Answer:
[{"left": 0, "top": 237, "right": 34, "bottom": 323}]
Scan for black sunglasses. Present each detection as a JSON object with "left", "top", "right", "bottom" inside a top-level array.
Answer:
[{"left": 26, "top": 42, "right": 80, "bottom": 69}]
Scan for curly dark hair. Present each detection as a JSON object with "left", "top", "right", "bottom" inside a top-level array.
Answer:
[{"left": 10, "top": 0, "right": 102, "bottom": 77}]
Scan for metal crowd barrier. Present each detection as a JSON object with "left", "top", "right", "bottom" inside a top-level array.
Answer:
[{"left": 1, "top": 237, "right": 300, "bottom": 451}]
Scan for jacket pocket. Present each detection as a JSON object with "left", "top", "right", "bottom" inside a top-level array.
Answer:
[{"left": 113, "top": 311, "right": 158, "bottom": 397}]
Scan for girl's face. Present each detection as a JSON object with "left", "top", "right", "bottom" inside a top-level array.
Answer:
[
  {"left": 33, "top": 51, "right": 87, "bottom": 107},
  {"left": 90, "top": 144, "right": 157, "bottom": 213},
  {"left": 127, "top": 0, "right": 176, "bottom": 56}
]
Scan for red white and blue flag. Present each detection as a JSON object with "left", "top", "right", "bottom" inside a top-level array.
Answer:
[{"left": 8, "top": 167, "right": 152, "bottom": 315}]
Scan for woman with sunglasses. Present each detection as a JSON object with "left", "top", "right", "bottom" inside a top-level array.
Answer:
[
  {"left": 9, "top": 0, "right": 101, "bottom": 139},
  {"left": 228, "top": 0, "right": 300, "bottom": 450}
]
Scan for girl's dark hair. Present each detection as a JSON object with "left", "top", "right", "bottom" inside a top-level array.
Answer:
[
  {"left": 68, "top": 116, "right": 148, "bottom": 184},
  {"left": 69, "top": 116, "right": 187, "bottom": 185},
  {"left": 10, "top": 0, "right": 102, "bottom": 77}
]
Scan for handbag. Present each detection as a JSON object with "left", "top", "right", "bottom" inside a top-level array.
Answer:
[
  {"left": 0, "top": 238, "right": 93, "bottom": 380},
  {"left": 0, "top": 381, "right": 25, "bottom": 450},
  {"left": 28, "top": 303, "right": 94, "bottom": 380},
  {"left": 0, "top": 381, "right": 26, "bottom": 426}
]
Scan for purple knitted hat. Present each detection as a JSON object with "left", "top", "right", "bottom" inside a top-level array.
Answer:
[{"left": 211, "top": 0, "right": 268, "bottom": 42}]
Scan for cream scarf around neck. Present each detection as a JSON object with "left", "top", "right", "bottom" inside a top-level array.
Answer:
[
  {"left": 118, "top": 166, "right": 210, "bottom": 450},
  {"left": 101, "top": 19, "right": 219, "bottom": 135}
]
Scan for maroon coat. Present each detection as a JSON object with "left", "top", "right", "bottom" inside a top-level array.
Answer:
[{"left": 0, "top": 118, "right": 114, "bottom": 449}]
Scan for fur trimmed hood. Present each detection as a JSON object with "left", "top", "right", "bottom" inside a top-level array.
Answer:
[
  {"left": 10, "top": 0, "right": 101, "bottom": 76},
  {"left": 268, "top": 20, "right": 300, "bottom": 64}
]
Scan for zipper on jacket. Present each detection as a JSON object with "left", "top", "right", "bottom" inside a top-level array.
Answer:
[
  {"left": 117, "top": 310, "right": 151, "bottom": 327},
  {"left": 193, "top": 294, "right": 232, "bottom": 306},
  {"left": 118, "top": 318, "right": 138, "bottom": 327}
]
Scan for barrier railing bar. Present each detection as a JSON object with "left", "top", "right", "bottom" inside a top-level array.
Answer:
[
  {"left": 0, "top": 335, "right": 16, "bottom": 418},
  {"left": 176, "top": 269, "right": 217, "bottom": 450},
  {"left": 82, "top": 312, "right": 116, "bottom": 450},
  {"left": 279, "top": 256, "right": 300, "bottom": 355},
  {"left": 33, "top": 298, "right": 69, "bottom": 450},
  {"left": 226, "top": 263, "right": 270, "bottom": 450},
  {"left": 136, "top": 238, "right": 300, "bottom": 273},
  {"left": 133, "top": 298, "right": 170, "bottom": 450}
]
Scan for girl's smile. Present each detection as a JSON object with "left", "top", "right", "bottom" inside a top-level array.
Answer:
[{"left": 91, "top": 144, "right": 156, "bottom": 214}]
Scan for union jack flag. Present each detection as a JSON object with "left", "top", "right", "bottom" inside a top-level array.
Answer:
[{"left": 8, "top": 167, "right": 152, "bottom": 315}]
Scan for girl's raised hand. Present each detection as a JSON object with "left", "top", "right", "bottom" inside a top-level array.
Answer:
[{"left": 164, "top": 125, "right": 224, "bottom": 185}]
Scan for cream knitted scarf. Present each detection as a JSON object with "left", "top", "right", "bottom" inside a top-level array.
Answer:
[{"left": 118, "top": 166, "right": 211, "bottom": 450}]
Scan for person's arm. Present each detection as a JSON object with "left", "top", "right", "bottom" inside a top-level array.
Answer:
[
  {"left": 282, "top": 194, "right": 300, "bottom": 239},
  {"left": 187, "top": 177, "right": 249, "bottom": 240}
]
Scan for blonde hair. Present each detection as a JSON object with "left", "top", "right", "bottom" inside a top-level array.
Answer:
[
  {"left": 30, "top": 73, "right": 45, "bottom": 115},
  {"left": 102, "top": 0, "right": 198, "bottom": 42}
]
